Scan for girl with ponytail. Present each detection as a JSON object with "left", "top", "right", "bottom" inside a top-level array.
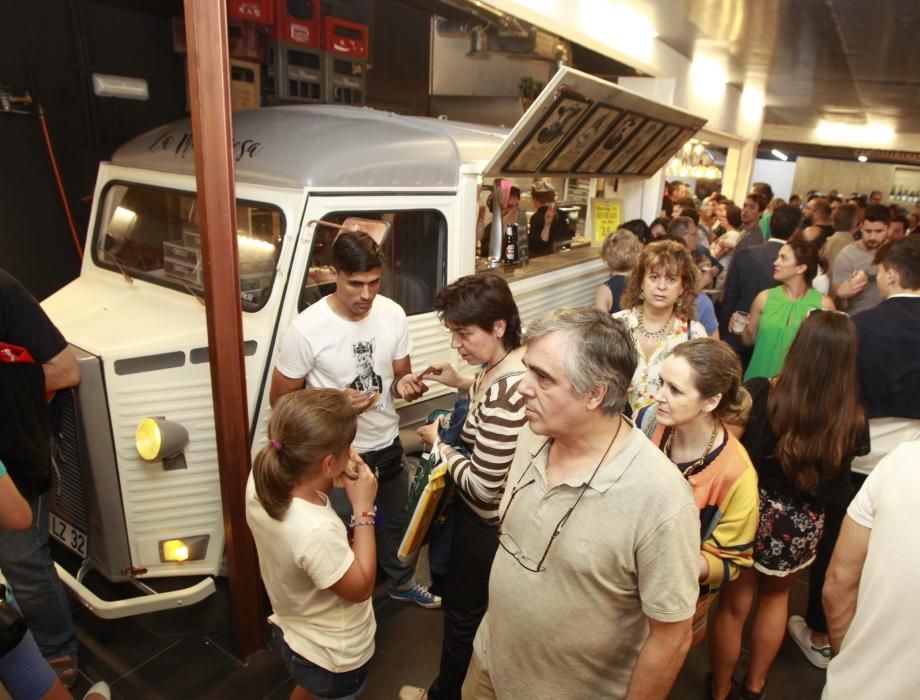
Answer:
[
  {"left": 635, "top": 338, "right": 759, "bottom": 651},
  {"left": 246, "top": 387, "right": 379, "bottom": 699}
]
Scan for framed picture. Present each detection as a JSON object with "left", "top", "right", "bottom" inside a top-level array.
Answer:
[
  {"left": 603, "top": 119, "right": 666, "bottom": 174},
  {"left": 543, "top": 104, "right": 622, "bottom": 172},
  {"left": 575, "top": 112, "right": 644, "bottom": 173},
  {"left": 639, "top": 126, "right": 696, "bottom": 176},
  {"left": 504, "top": 95, "right": 592, "bottom": 172}
]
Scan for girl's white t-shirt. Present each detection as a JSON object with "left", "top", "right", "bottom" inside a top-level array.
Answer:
[{"left": 245, "top": 473, "right": 375, "bottom": 672}]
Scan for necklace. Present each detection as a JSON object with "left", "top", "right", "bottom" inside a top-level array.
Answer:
[
  {"left": 663, "top": 421, "right": 720, "bottom": 477},
  {"left": 484, "top": 348, "right": 512, "bottom": 372},
  {"left": 636, "top": 307, "right": 674, "bottom": 341}
]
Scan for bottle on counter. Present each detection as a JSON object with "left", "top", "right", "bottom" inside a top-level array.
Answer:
[{"left": 504, "top": 223, "right": 518, "bottom": 264}]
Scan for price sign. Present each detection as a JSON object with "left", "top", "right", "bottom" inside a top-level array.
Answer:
[{"left": 592, "top": 198, "right": 623, "bottom": 243}]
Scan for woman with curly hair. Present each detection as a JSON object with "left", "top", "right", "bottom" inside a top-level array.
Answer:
[
  {"left": 707, "top": 312, "right": 866, "bottom": 700},
  {"left": 613, "top": 239, "right": 707, "bottom": 414}
]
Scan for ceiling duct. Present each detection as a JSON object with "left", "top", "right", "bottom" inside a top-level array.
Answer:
[{"left": 433, "top": 8, "right": 569, "bottom": 63}]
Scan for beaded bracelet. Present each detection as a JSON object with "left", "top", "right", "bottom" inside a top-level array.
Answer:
[{"left": 350, "top": 519, "right": 375, "bottom": 528}]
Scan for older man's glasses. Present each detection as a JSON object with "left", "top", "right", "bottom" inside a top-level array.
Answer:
[{"left": 496, "top": 447, "right": 600, "bottom": 573}]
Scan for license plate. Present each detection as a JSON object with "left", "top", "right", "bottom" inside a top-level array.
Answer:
[{"left": 50, "top": 513, "right": 87, "bottom": 558}]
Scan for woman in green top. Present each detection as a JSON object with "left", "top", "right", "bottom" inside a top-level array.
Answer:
[{"left": 732, "top": 238, "right": 835, "bottom": 380}]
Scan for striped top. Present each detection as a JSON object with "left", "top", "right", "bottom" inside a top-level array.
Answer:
[{"left": 436, "top": 358, "right": 527, "bottom": 524}]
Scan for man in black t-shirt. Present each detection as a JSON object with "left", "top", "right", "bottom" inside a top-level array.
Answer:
[{"left": 0, "top": 268, "right": 80, "bottom": 685}]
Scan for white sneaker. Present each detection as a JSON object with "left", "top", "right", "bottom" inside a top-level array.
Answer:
[
  {"left": 787, "top": 615, "right": 832, "bottom": 669},
  {"left": 398, "top": 685, "right": 428, "bottom": 700},
  {"left": 83, "top": 680, "right": 112, "bottom": 700}
]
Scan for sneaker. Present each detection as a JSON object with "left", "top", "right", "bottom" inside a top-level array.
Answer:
[
  {"left": 83, "top": 681, "right": 112, "bottom": 700},
  {"left": 398, "top": 685, "right": 428, "bottom": 700},
  {"left": 388, "top": 584, "right": 441, "bottom": 609},
  {"left": 787, "top": 615, "right": 832, "bottom": 669}
]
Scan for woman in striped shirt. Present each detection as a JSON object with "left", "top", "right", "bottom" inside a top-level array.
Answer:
[{"left": 403, "top": 273, "right": 527, "bottom": 700}]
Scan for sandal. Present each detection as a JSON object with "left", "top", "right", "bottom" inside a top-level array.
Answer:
[{"left": 48, "top": 653, "right": 78, "bottom": 688}]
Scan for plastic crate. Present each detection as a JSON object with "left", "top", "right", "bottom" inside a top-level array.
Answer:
[
  {"left": 228, "top": 0, "right": 274, "bottom": 25},
  {"left": 272, "top": 0, "right": 321, "bottom": 48},
  {"left": 266, "top": 42, "right": 324, "bottom": 102},
  {"left": 323, "top": 16, "right": 369, "bottom": 59},
  {"left": 324, "top": 55, "right": 366, "bottom": 105}
]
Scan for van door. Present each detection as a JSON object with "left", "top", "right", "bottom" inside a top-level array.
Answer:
[{"left": 252, "top": 193, "right": 458, "bottom": 442}]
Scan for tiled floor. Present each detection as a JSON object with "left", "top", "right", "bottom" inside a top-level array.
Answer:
[{"left": 55, "top": 541, "right": 827, "bottom": 700}]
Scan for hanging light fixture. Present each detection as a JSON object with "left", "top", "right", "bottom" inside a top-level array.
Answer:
[{"left": 666, "top": 139, "right": 722, "bottom": 180}]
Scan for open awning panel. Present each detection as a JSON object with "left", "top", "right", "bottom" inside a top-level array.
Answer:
[{"left": 484, "top": 67, "right": 707, "bottom": 180}]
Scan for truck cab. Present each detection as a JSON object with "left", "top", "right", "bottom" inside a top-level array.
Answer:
[{"left": 41, "top": 67, "right": 704, "bottom": 617}]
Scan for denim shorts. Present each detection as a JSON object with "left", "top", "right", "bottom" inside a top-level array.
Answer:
[
  {"left": 272, "top": 626, "right": 370, "bottom": 699},
  {"left": 0, "top": 630, "right": 58, "bottom": 700}
]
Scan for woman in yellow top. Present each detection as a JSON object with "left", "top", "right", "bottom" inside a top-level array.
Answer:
[
  {"left": 731, "top": 237, "right": 834, "bottom": 381},
  {"left": 613, "top": 239, "right": 707, "bottom": 414}
]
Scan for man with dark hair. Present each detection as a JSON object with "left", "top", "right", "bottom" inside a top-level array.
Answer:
[
  {"left": 847, "top": 236, "right": 920, "bottom": 474},
  {"left": 868, "top": 189, "right": 883, "bottom": 205},
  {"left": 733, "top": 193, "right": 768, "bottom": 255},
  {"left": 789, "top": 193, "right": 802, "bottom": 208},
  {"left": 889, "top": 213, "right": 908, "bottom": 240},
  {"left": 271, "top": 231, "right": 440, "bottom": 608},
  {"left": 802, "top": 197, "right": 834, "bottom": 241},
  {"left": 464, "top": 307, "right": 699, "bottom": 700},
  {"left": 750, "top": 181, "right": 774, "bottom": 202},
  {"left": 672, "top": 196, "right": 696, "bottom": 219},
  {"left": 825, "top": 203, "right": 860, "bottom": 271},
  {"left": 667, "top": 217, "right": 720, "bottom": 336},
  {"left": 832, "top": 204, "right": 891, "bottom": 314},
  {"left": 751, "top": 182, "right": 774, "bottom": 240},
  {"left": 0, "top": 269, "right": 80, "bottom": 685},
  {"left": 719, "top": 204, "right": 802, "bottom": 349}
]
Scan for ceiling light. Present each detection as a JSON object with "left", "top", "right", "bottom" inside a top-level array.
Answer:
[
  {"left": 857, "top": 154, "right": 868, "bottom": 163},
  {"left": 691, "top": 54, "right": 729, "bottom": 86},
  {"left": 815, "top": 121, "right": 895, "bottom": 146},
  {"left": 771, "top": 149, "right": 788, "bottom": 161}
]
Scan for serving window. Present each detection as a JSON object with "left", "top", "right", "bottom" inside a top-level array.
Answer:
[
  {"left": 298, "top": 209, "right": 448, "bottom": 316},
  {"left": 93, "top": 182, "right": 284, "bottom": 312}
]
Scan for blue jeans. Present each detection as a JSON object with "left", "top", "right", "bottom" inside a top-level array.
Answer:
[
  {"left": 331, "top": 439, "right": 415, "bottom": 589},
  {"left": 273, "top": 627, "right": 369, "bottom": 699},
  {"left": 0, "top": 493, "right": 76, "bottom": 659}
]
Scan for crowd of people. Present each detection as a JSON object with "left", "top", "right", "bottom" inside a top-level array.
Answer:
[{"left": 2, "top": 178, "right": 919, "bottom": 700}]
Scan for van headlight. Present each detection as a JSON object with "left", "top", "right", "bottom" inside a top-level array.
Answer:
[{"left": 135, "top": 417, "right": 188, "bottom": 469}]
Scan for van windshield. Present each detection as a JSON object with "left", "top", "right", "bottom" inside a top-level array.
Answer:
[{"left": 93, "top": 183, "right": 283, "bottom": 311}]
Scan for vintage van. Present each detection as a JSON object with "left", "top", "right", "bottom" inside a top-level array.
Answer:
[{"left": 41, "top": 67, "right": 703, "bottom": 617}]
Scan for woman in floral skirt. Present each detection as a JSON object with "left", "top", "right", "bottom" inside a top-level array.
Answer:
[{"left": 706, "top": 311, "right": 866, "bottom": 700}]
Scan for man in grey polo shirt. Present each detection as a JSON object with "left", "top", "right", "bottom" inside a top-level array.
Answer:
[{"left": 463, "top": 308, "right": 700, "bottom": 700}]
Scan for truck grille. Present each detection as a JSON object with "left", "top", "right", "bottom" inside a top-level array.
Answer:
[{"left": 50, "top": 389, "right": 89, "bottom": 532}]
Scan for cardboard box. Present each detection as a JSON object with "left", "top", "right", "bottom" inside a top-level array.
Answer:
[{"left": 229, "top": 58, "right": 261, "bottom": 110}]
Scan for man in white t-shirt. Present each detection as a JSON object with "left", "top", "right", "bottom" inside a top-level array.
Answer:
[
  {"left": 822, "top": 441, "right": 920, "bottom": 699},
  {"left": 270, "top": 231, "right": 440, "bottom": 608}
]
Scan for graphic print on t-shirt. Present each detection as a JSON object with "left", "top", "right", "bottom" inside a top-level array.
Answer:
[{"left": 348, "top": 339, "right": 383, "bottom": 394}]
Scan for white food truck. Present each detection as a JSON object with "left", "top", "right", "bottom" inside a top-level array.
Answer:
[{"left": 41, "top": 67, "right": 704, "bottom": 617}]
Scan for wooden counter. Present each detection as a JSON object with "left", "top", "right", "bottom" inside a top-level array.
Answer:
[{"left": 477, "top": 242, "right": 600, "bottom": 284}]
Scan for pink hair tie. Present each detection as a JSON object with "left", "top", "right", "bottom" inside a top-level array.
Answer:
[{"left": 270, "top": 439, "right": 283, "bottom": 451}]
